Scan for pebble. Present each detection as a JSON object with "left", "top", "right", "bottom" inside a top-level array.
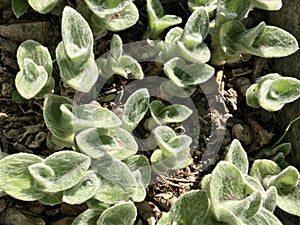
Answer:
[
  {"left": 51, "top": 217, "right": 76, "bottom": 225},
  {"left": 0, "top": 208, "right": 45, "bottom": 225}
]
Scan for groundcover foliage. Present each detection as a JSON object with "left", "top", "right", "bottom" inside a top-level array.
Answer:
[{"left": 4, "top": 0, "right": 300, "bottom": 224}]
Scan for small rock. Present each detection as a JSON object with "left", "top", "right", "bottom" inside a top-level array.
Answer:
[
  {"left": 232, "top": 123, "right": 253, "bottom": 145},
  {"left": 28, "top": 201, "right": 46, "bottom": 215},
  {"left": 51, "top": 217, "right": 76, "bottom": 225},
  {"left": 0, "top": 208, "right": 45, "bottom": 225},
  {"left": 60, "top": 203, "right": 87, "bottom": 216},
  {"left": 0, "top": 199, "right": 6, "bottom": 214},
  {"left": 1, "top": 83, "right": 13, "bottom": 97}
]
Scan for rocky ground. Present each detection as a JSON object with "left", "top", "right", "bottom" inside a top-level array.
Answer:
[{"left": 0, "top": 0, "right": 300, "bottom": 224}]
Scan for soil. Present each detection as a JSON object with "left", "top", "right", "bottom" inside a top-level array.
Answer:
[{"left": 0, "top": 0, "right": 300, "bottom": 224}]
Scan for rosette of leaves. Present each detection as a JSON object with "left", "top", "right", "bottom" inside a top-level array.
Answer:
[
  {"left": 150, "top": 125, "right": 193, "bottom": 174},
  {"left": 12, "top": 0, "right": 66, "bottom": 18},
  {"left": 71, "top": 201, "right": 137, "bottom": 225},
  {"left": 208, "top": 0, "right": 298, "bottom": 65},
  {"left": 162, "top": 57, "right": 215, "bottom": 97},
  {"left": 56, "top": 6, "right": 98, "bottom": 92},
  {"left": 246, "top": 73, "right": 300, "bottom": 111},
  {"left": 157, "top": 139, "right": 286, "bottom": 225},
  {"left": 77, "top": 0, "right": 139, "bottom": 36},
  {"left": 146, "top": 100, "right": 193, "bottom": 129},
  {"left": 15, "top": 40, "right": 54, "bottom": 99},
  {"left": 43, "top": 94, "right": 122, "bottom": 148},
  {"left": 146, "top": 0, "right": 182, "bottom": 39},
  {"left": 97, "top": 34, "right": 144, "bottom": 79},
  {"left": 158, "top": 7, "right": 211, "bottom": 64}
]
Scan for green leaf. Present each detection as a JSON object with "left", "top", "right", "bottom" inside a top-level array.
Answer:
[
  {"left": 35, "top": 76, "right": 55, "bottom": 99},
  {"left": 61, "top": 6, "right": 93, "bottom": 64},
  {"left": 150, "top": 100, "right": 193, "bottom": 125},
  {"left": 29, "top": 151, "right": 91, "bottom": 192},
  {"left": 169, "top": 190, "right": 222, "bottom": 225},
  {"left": 154, "top": 125, "right": 192, "bottom": 157},
  {"left": 164, "top": 57, "right": 214, "bottom": 87},
  {"left": 84, "top": 0, "right": 130, "bottom": 18},
  {"left": 92, "top": 158, "right": 137, "bottom": 203},
  {"left": 112, "top": 55, "right": 144, "bottom": 79},
  {"left": 43, "top": 94, "right": 74, "bottom": 146},
  {"left": 249, "top": 159, "right": 281, "bottom": 185},
  {"left": 76, "top": 127, "right": 138, "bottom": 160},
  {"left": 246, "top": 84, "right": 260, "bottom": 108},
  {"left": 188, "top": 0, "right": 218, "bottom": 12},
  {"left": 121, "top": 88, "right": 150, "bottom": 132},
  {"left": 28, "top": 0, "right": 58, "bottom": 14},
  {"left": 246, "top": 208, "right": 282, "bottom": 225},
  {"left": 181, "top": 7, "right": 209, "bottom": 48},
  {"left": 160, "top": 80, "right": 196, "bottom": 98},
  {"left": 39, "top": 192, "right": 63, "bottom": 206},
  {"left": 72, "top": 209, "right": 103, "bottom": 225},
  {"left": 109, "top": 34, "right": 123, "bottom": 62},
  {"left": 146, "top": 0, "right": 182, "bottom": 39},
  {"left": 12, "top": 0, "right": 29, "bottom": 18},
  {"left": 177, "top": 41, "right": 211, "bottom": 63},
  {"left": 97, "top": 202, "right": 137, "bottom": 225},
  {"left": 263, "top": 186, "right": 277, "bottom": 212},
  {"left": 277, "top": 184, "right": 300, "bottom": 216},
  {"left": 124, "top": 155, "right": 151, "bottom": 202},
  {"left": 239, "top": 25, "right": 299, "bottom": 58},
  {"left": 72, "top": 104, "right": 122, "bottom": 131},
  {"left": 16, "top": 40, "right": 53, "bottom": 99},
  {"left": 218, "top": 0, "right": 250, "bottom": 20},
  {"left": 157, "top": 213, "right": 170, "bottom": 225},
  {"left": 263, "top": 166, "right": 299, "bottom": 192},
  {"left": 250, "top": 0, "right": 282, "bottom": 10},
  {"left": 93, "top": 1, "right": 139, "bottom": 32},
  {"left": 224, "top": 139, "right": 248, "bottom": 174},
  {"left": 0, "top": 153, "right": 45, "bottom": 201},
  {"left": 210, "top": 161, "right": 246, "bottom": 204},
  {"left": 63, "top": 170, "right": 100, "bottom": 204},
  {"left": 56, "top": 42, "right": 98, "bottom": 93},
  {"left": 15, "top": 59, "right": 48, "bottom": 99},
  {"left": 219, "top": 20, "right": 246, "bottom": 58}
]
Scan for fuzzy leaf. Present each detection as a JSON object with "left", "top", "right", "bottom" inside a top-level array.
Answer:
[
  {"left": 246, "top": 208, "right": 282, "bottom": 225},
  {"left": 112, "top": 55, "right": 144, "bottom": 79},
  {"left": 84, "top": 0, "right": 130, "bottom": 18},
  {"left": 218, "top": 0, "right": 250, "bottom": 20},
  {"left": 150, "top": 100, "right": 193, "bottom": 125},
  {"left": 160, "top": 80, "right": 196, "bottom": 98},
  {"left": 15, "top": 58, "right": 48, "bottom": 99},
  {"left": 122, "top": 88, "right": 150, "bottom": 132},
  {"left": 169, "top": 190, "right": 222, "bottom": 225},
  {"left": 263, "top": 166, "right": 299, "bottom": 192},
  {"left": 16, "top": 40, "right": 53, "bottom": 99},
  {"left": 43, "top": 94, "right": 74, "bottom": 146},
  {"left": 72, "top": 209, "right": 103, "bottom": 225},
  {"left": 177, "top": 41, "right": 211, "bottom": 63},
  {"left": 12, "top": 0, "right": 29, "bottom": 18},
  {"left": 97, "top": 202, "right": 137, "bottom": 225},
  {"left": 164, "top": 57, "right": 214, "bottom": 87},
  {"left": 188, "top": 0, "right": 218, "bottom": 12},
  {"left": 61, "top": 6, "right": 93, "bottom": 63},
  {"left": 259, "top": 76, "right": 300, "bottom": 111},
  {"left": 28, "top": 0, "right": 58, "bottom": 14},
  {"left": 224, "top": 139, "right": 248, "bottom": 174},
  {"left": 239, "top": 25, "right": 299, "bottom": 58},
  {"left": 109, "top": 34, "right": 123, "bottom": 62},
  {"left": 0, "top": 153, "right": 45, "bottom": 201},
  {"left": 93, "top": 1, "right": 139, "bottom": 32},
  {"left": 249, "top": 159, "right": 281, "bottom": 185},
  {"left": 154, "top": 125, "right": 192, "bottom": 157},
  {"left": 277, "top": 184, "right": 300, "bottom": 216},
  {"left": 250, "top": 0, "right": 282, "bottom": 10},
  {"left": 181, "top": 7, "right": 209, "bottom": 48},
  {"left": 29, "top": 151, "right": 91, "bottom": 192},
  {"left": 92, "top": 158, "right": 137, "bottom": 203},
  {"left": 63, "top": 170, "right": 100, "bottom": 204},
  {"left": 124, "top": 155, "right": 151, "bottom": 202},
  {"left": 76, "top": 127, "right": 138, "bottom": 160},
  {"left": 56, "top": 42, "right": 98, "bottom": 93},
  {"left": 157, "top": 214, "right": 170, "bottom": 225},
  {"left": 146, "top": 0, "right": 182, "bottom": 39},
  {"left": 246, "top": 83, "right": 260, "bottom": 108},
  {"left": 72, "top": 104, "right": 122, "bottom": 131},
  {"left": 39, "top": 192, "right": 63, "bottom": 206},
  {"left": 263, "top": 186, "right": 277, "bottom": 212}
]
